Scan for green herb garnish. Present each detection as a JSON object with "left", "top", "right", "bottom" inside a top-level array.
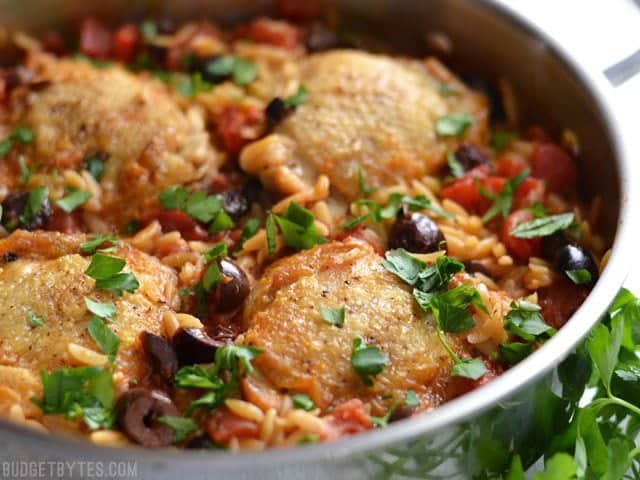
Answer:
[
  {"left": 84, "top": 297, "right": 117, "bottom": 321},
  {"left": 157, "top": 416, "right": 198, "bottom": 443},
  {"left": 56, "top": 189, "right": 92, "bottom": 213},
  {"left": 435, "top": 113, "right": 474, "bottom": 137},
  {"left": 87, "top": 317, "right": 120, "bottom": 364},
  {"left": 566, "top": 269, "right": 592, "bottom": 285},
  {"left": 447, "top": 150, "right": 464, "bottom": 178},
  {"left": 80, "top": 235, "right": 119, "bottom": 254},
  {"left": 510, "top": 213, "right": 575, "bottom": 239},
  {"left": 351, "top": 338, "right": 388, "bottom": 387},
  {"left": 481, "top": 169, "right": 529, "bottom": 223},
  {"left": 292, "top": 393, "right": 315, "bottom": 411},
  {"left": 0, "top": 126, "right": 34, "bottom": 158},
  {"left": 284, "top": 85, "right": 308, "bottom": 108},
  {"left": 320, "top": 307, "right": 345, "bottom": 327},
  {"left": 27, "top": 311, "right": 45, "bottom": 328},
  {"left": 19, "top": 186, "right": 49, "bottom": 226}
]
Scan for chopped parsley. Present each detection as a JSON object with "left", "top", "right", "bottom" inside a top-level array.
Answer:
[
  {"left": 265, "top": 213, "right": 277, "bottom": 257},
  {"left": 383, "top": 249, "right": 487, "bottom": 380},
  {"left": 0, "top": 126, "right": 34, "bottom": 158},
  {"left": 85, "top": 155, "right": 106, "bottom": 182},
  {"left": 80, "top": 235, "right": 119, "bottom": 254},
  {"left": 342, "top": 193, "right": 452, "bottom": 230},
  {"left": 203, "top": 55, "right": 258, "bottom": 86},
  {"left": 139, "top": 19, "right": 158, "bottom": 40},
  {"left": 435, "top": 113, "right": 474, "bottom": 137},
  {"left": 480, "top": 169, "right": 529, "bottom": 223},
  {"left": 405, "top": 389, "right": 419, "bottom": 407},
  {"left": 566, "top": 269, "right": 592, "bottom": 285},
  {"left": 446, "top": 150, "right": 464, "bottom": 178},
  {"left": 202, "top": 262, "right": 222, "bottom": 291},
  {"left": 499, "top": 300, "right": 555, "bottom": 364},
  {"left": 351, "top": 338, "right": 388, "bottom": 387},
  {"left": 158, "top": 186, "right": 232, "bottom": 233},
  {"left": 283, "top": 85, "right": 308, "bottom": 108},
  {"left": 87, "top": 317, "right": 120, "bottom": 364},
  {"left": 18, "top": 156, "right": 33, "bottom": 185},
  {"left": 173, "top": 345, "right": 263, "bottom": 416},
  {"left": 27, "top": 311, "right": 45, "bottom": 328},
  {"left": 320, "top": 307, "right": 345, "bottom": 327},
  {"left": 357, "top": 165, "right": 378, "bottom": 196},
  {"left": 56, "top": 189, "right": 92, "bottom": 213},
  {"left": 372, "top": 398, "right": 399, "bottom": 428},
  {"left": 175, "top": 72, "right": 213, "bottom": 97},
  {"left": 19, "top": 186, "right": 49, "bottom": 226},
  {"left": 298, "top": 434, "right": 319, "bottom": 445},
  {"left": 157, "top": 416, "right": 198, "bottom": 443},
  {"left": 492, "top": 131, "right": 517, "bottom": 152},
  {"left": 85, "top": 253, "right": 139, "bottom": 296},
  {"left": 437, "top": 83, "right": 459, "bottom": 97},
  {"left": 266, "top": 202, "right": 327, "bottom": 255},
  {"left": 203, "top": 242, "right": 228, "bottom": 263},
  {"left": 84, "top": 297, "right": 117, "bottom": 321},
  {"left": 32, "top": 366, "right": 115, "bottom": 430},
  {"left": 510, "top": 212, "right": 575, "bottom": 238},
  {"left": 236, "top": 218, "right": 261, "bottom": 252},
  {"left": 292, "top": 393, "right": 315, "bottom": 411}
]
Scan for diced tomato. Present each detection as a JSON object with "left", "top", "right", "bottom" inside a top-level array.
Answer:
[
  {"left": 242, "top": 18, "right": 301, "bottom": 49},
  {"left": 78, "top": 18, "right": 113, "bottom": 59},
  {"left": 537, "top": 276, "right": 590, "bottom": 329},
  {"left": 495, "top": 153, "right": 528, "bottom": 179},
  {"left": 112, "top": 24, "right": 140, "bottom": 63},
  {"left": 499, "top": 210, "right": 541, "bottom": 262},
  {"left": 206, "top": 407, "right": 259, "bottom": 444},
  {"left": 530, "top": 143, "right": 577, "bottom": 193},
  {"left": 216, "top": 105, "right": 265, "bottom": 156},
  {"left": 44, "top": 209, "right": 83, "bottom": 233},
  {"left": 140, "top": 209, "right": 209, "bottom": 241},
  {"left": 276, "top": 0, "right": 321, "bottom": 21},
  {"left": 513, "top": 177, "right": 545, "bottom": 210},
  {"left": 323, "top": 399, "right": 373, "bottom": 440},
  {"left": 525, "top": 125, "right": 550, "bottom": 143},
  {"left": 440, "top": 166, "right": 504, "bottom": 216}
]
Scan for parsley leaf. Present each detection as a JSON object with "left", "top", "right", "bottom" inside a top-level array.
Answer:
[
  {"left": 202, "top": 262, "right": 222, "bottom": 291},
  {"left": 492, "top": 131, "right": 516, "bottom": 152},
  {"left": 0, "top": 127, "right": 34, "bottom": 158},
  {"left": 85, "top": 254, "right": 126, "bottom": 280},
  {"left": 159, "top": 187, "right": 223, "bottom": 223},
  {"left": 204, "top": 55, "right": 257, "bottom": 86},
  {"left": 447, "top": 150, "right": 464, "bottom": 178},
  {"left": 351, "top": 338, "right": 388, "bottom": 387},
  {"left": 56, "top": 188, "right": 92, "bottom": 213},
  {"left": 481, "top": 169, "right": 529, "bottom": 223},
  {"left": 503, "top": 300, "right": 555, "bottom": 343},
  {"left": 18, "top": 156, "right": 33, "bottom": 185},
  {"left": 320, "top": 307, "right": 345, "bottom": 327},
  {"left": 236, "top": 218, "right": 261, "bottom": 251},
  {"left": 203, "top": 242, "right": 228, "bottom": 263},
  {"left": 383, "top": 250, "right": 464, "bottom": 293},
  {"left": 372, "top": 398, "right": 399, "bottom": 428},
  {"left": 358, "top": 165, "right": 377, "bottom": 196},
  {"left": 265, "top": 213, "right": 277, "bottom": 257},
  {"left": 435, "top": 113, "right": 474, "bottom": 137},
  {"left": 19, "top": 186, "right": 49, "bottom": 225},
  {"left": 80, "top": 235, "right": 119, "bottom": 254},
  {"left": 213, "top": 345, "right": 263, "bottom": 376},
  {"left": 87, "top": 317, "right": 120, "bottom": 364},
  {"left": 84, "top": 297, "right": 117, "bottom": 321},
  {"left": 95, "top": 273, "right": 140, "bottom": 296},
  {"left": 405, "top": 389, "right": 419, "bottom": 407},
  {"left": 174, "top": 365, "right": 223, "bottom": 390},
  {"left": 271, "top": 202, "right": 327, "bottom": 251},
  {"left": 451, "top": 358, "right": 487, "bottom": 380},
  {"left": 510, "top": 213, "right": 575, "bottom": 238},
  {"left": 283, "top": 85, "right": 308, "bottom": 108},
  {"left": 566, "top": 269, "right": 592, "bottom": 285},
  {"left": 157, "top": 416, "right": 198, "bottom": 443},
  {"left": 86, "top": 155, "right": 105, "bottom": 182},
  {"left": 33, "top": 366, "right": 115, "bottom": 430},
  {"left": 292, "top": 393, "right": 315, "bottom": 411},
  {"left": 27, "top": 311, "right": 45, "bottom": 328}
]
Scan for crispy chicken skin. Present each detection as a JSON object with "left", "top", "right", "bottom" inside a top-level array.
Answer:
[
  {"left": 0, "top": 231, "right": 179, "bottom": 400},
  {"left": 242, "top": 238, "right": 477, "bottom": 415},
  {"left": 0, "top": 53, "right": 220, "bottom": 228},
  {"left": 241, "top": 50, "right": 488, "bottom": 200}
]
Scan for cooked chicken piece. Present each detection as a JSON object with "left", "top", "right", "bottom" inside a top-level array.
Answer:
[
  {"left": 241, "top": 50, "right": 488, "bottom": 201},
  {"left": 0, "top": 52, "right": 221, "bottom": 229},
  {"left": 0, "top": 231, "right": 179, "bottom": 410},
  {"left": 242, "top": 238, "right": 486, "bottom": 415}
]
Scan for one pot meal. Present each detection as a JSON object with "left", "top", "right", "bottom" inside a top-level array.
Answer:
[{"left": 0, "top": 4, "right": 607, "bottom": 451}]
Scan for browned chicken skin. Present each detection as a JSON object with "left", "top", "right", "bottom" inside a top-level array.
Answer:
[
  {"left": 0, "top": 231, "right": 179, "bottom": 409},
  {"left": 0, "top": 53, "right": 221, "bottom": 229},
  {"left": 242, "top": 238, "right": 478, "bottom": 415}
]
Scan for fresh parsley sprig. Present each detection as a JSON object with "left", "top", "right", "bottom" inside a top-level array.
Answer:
[
  {"left": 265, "top": 202, "right": 327, "bottom": 256},
  {"left": 510, "top": 213, "right": 575, "bottom": 239},
  {"left": 480, "top": 169, "right": 529, "bottom": 224}
]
